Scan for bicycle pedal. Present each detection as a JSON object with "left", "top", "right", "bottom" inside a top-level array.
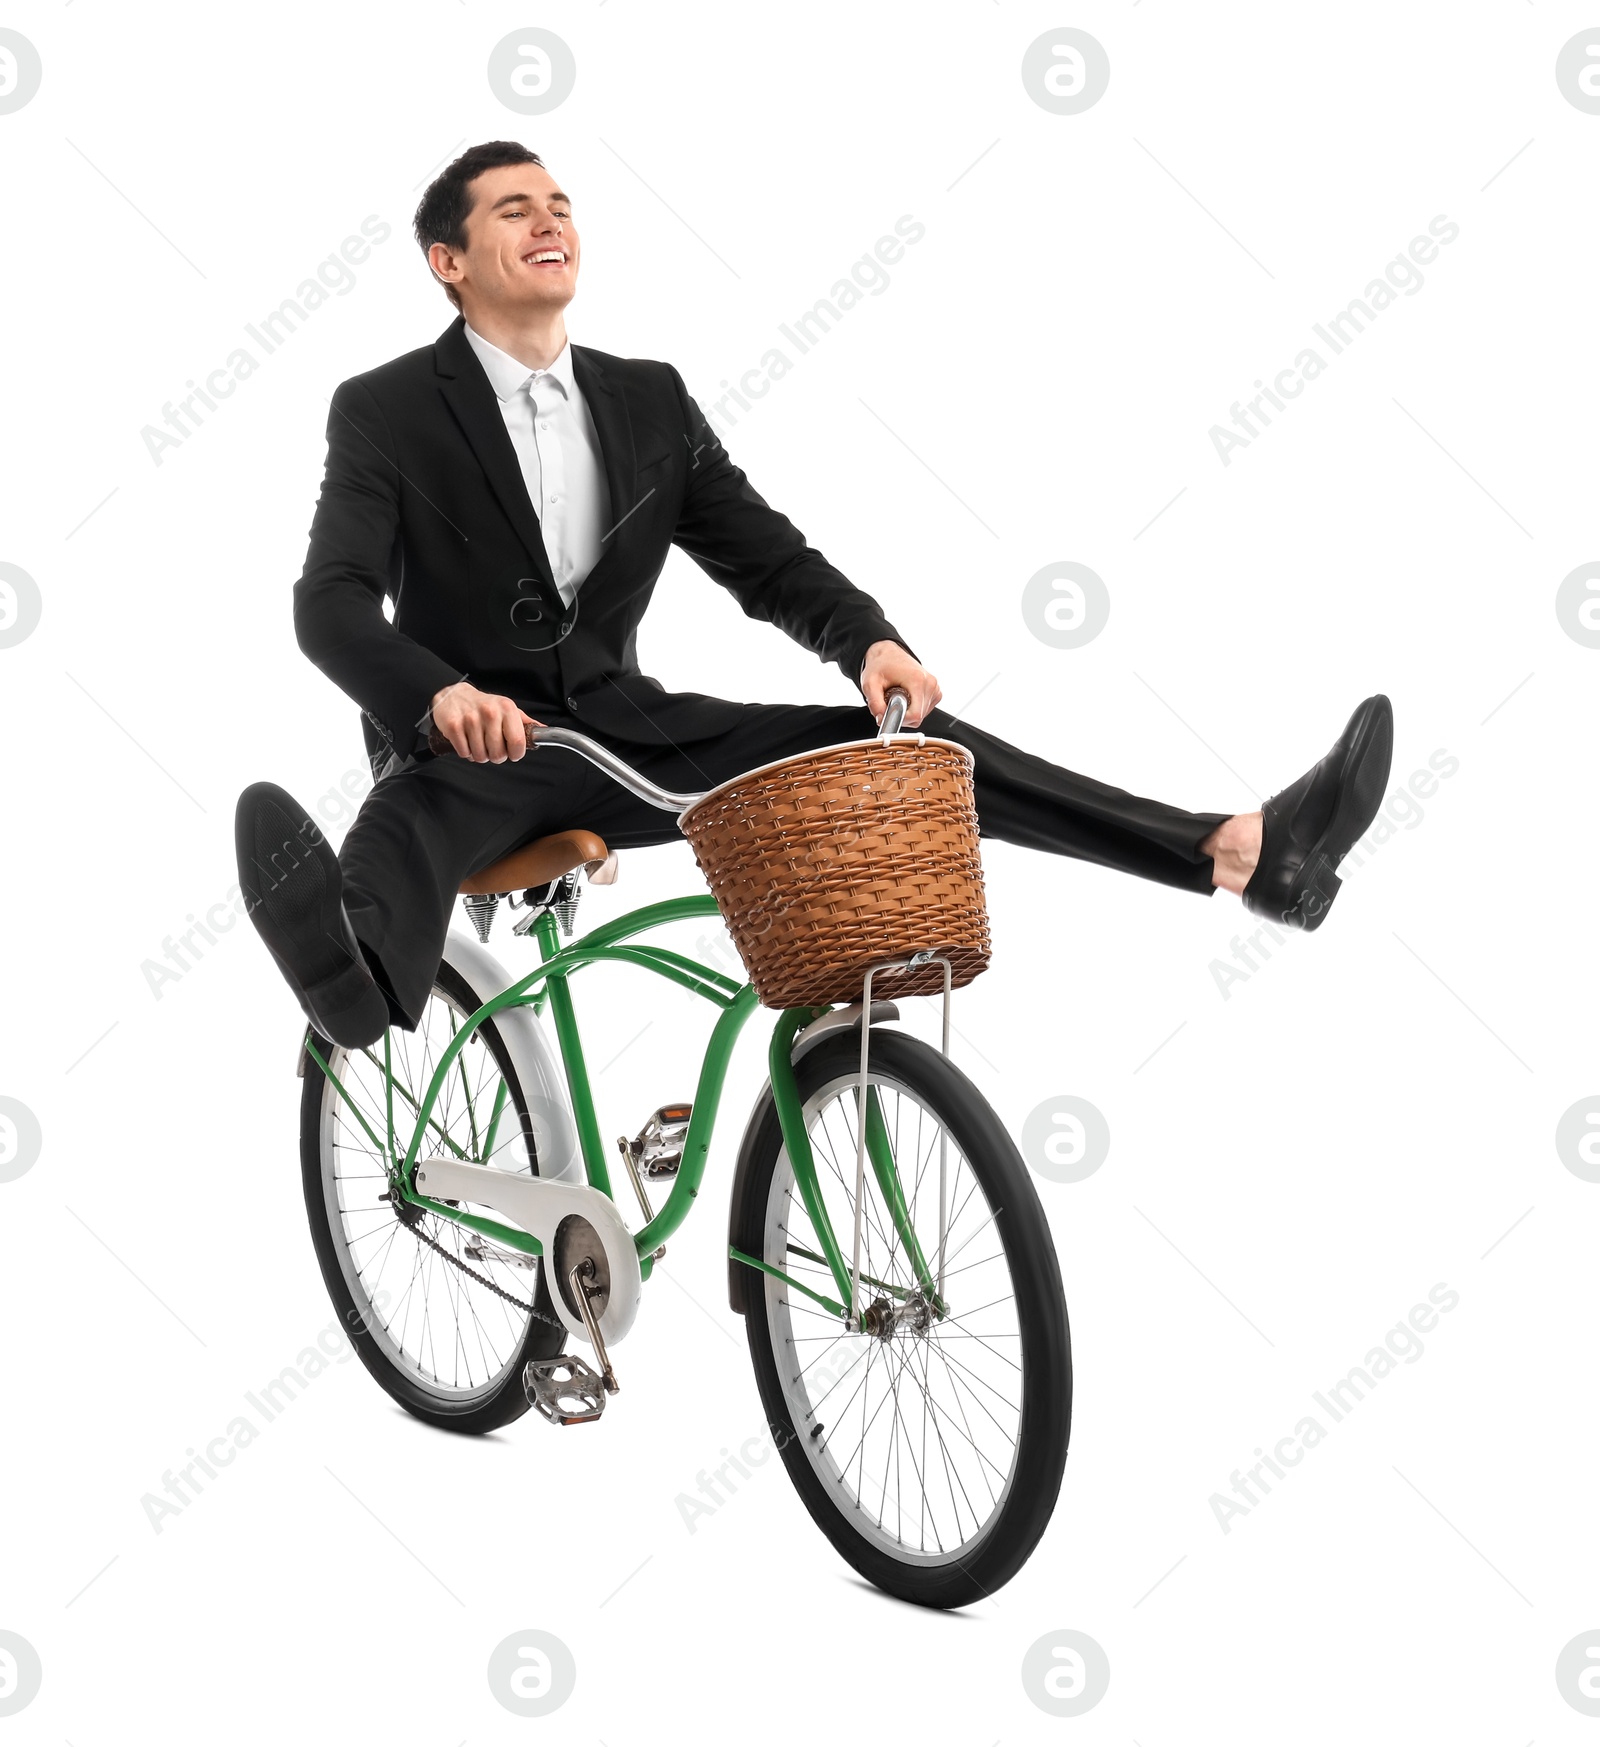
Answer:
[
  {"left": 621, "top": 1103, "right": 692, "bottom": 1179},
  {"left": 523, "top": 1354, "right": 608, "bottom": 1426}
]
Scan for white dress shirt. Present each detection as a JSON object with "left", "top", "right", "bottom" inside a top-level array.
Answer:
[{"left": 464, "top": 326, "right": 611, "bottom": 609}]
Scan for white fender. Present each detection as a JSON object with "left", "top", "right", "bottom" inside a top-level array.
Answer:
[
  {"left": 439, "top": 929, "right": 586, "bottom": 1185},
  {"left": 413, "top": 1155, "right": 643, "bottom": 1346}
]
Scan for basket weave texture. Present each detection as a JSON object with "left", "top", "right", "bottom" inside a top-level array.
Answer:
[{"left": 678, "top": 737, "right": 991, "bottom": 1009}]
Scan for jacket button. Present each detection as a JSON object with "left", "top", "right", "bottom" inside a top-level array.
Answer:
[{"left": 565, "top": 695, "right": 578, "bottom": 711}]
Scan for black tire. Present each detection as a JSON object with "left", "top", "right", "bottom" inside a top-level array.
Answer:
[
  {"left": 300, "top": 959, "right": 565, "bottom": 1434},
  {"left": 731, "top": 1029, "right": 1071, "bottom": 1608}
]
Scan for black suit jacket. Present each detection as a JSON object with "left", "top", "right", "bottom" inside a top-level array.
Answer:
[{"left": 293, "top": 317, "right": 912, "bottom": 769}]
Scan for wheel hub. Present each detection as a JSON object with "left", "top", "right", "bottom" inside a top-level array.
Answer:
[
  {"left": 383, "top": 1184, "right": 423, "bottom": 1228},
  {"left": 860, "top": 1290, "right": 935, "bottom": 1342}
]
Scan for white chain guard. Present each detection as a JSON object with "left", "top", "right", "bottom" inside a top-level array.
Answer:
[{"left": 413, "top": 1156, "right": 642, "bottom": 1347}]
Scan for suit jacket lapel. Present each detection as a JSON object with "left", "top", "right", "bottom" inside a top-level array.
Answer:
[
  {"left": 433, "top": 319, "right": 558, "bottom": 596},
  {"left": 433, "top": 324, "right": 641, "bottom": 603},
  {"left": 572, "top": 345, "right": 637, "bottom": 586}
]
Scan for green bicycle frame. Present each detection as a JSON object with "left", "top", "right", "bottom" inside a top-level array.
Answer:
[{"left": 305, "top": 892, "right": 942, "bottom": 1318}]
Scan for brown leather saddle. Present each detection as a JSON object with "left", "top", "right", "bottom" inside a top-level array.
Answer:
[{"left": 458, "top": 829, "right": 618, "bottom": 897}]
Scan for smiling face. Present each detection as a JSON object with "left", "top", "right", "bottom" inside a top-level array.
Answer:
[{"left": 427, "top": 161, "right": 579, "bottom": 321}]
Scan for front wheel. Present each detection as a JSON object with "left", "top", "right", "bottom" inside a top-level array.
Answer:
[{"left": 731, "top": 1029, "right": 1071, "bottom": 1608}]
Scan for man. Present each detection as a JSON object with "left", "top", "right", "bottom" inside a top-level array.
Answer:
[{"left": 236, "top": 140, "right": 1393, "bottom": 1048}]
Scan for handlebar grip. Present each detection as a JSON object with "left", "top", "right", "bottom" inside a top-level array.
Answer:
[
  {"left": 879, "top": 686, "right": 912, "bottom": 738},
  {"left": 426, "top": 717, "right": 541, "bottom": 759},
  {"left": 423, "top": 718, "right": 702, "bottom": 810}
]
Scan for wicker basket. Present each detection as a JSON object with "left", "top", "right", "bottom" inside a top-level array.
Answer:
[{"left": 677, "top": 735, "right": 991, "bottom": 1009}]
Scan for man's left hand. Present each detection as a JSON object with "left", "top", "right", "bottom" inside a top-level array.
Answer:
[{"left": 861, "top": 640, "right": 942, "bottom": 728}]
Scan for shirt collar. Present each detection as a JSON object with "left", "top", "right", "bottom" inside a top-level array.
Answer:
[{"left": 463, "top": 324, "right": 575, "bottom": 402}]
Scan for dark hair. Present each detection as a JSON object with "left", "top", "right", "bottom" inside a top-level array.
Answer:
[{"left": 413, "top": 140, "right": 544, "bottom": 310}]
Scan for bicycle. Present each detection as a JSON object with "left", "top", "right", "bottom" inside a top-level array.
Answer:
[{"left": 297, "top": 691, "right": 1072, "bottom": 1608}]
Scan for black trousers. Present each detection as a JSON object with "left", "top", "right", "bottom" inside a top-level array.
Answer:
[{"left": 339, "top": 700, "right": 1231, "bottom": 1028}]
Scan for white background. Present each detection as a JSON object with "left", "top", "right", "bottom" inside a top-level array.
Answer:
[{"left": 2, "top": 1, "right": 1596, "bottom": 1739}]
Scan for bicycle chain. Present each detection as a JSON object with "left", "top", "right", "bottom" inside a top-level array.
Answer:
[{"left": 409, "top": 1219, "right": 568, "bottom": 1333}]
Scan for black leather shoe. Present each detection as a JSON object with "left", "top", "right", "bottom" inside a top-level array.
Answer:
[
  {"left": 1242, "top": 695, "right": 1394, "bottom": 932},
  {"left": 234, "top": 781, "right": 390, "bottom": 1048}
]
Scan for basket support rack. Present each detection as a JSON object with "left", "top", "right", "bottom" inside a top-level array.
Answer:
[{"left": 848, "top": 950, "right": 954, "bottom": 1329}]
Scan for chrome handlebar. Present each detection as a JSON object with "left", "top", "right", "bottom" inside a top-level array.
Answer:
[
  {"left": 425, "top": 720, "right": 700, "bottom": 812},
  {"left": 525, "top": 726, "right": 703, "bottom": 814},
  {"left": 425, "top": 686, "right": 914, "bottom": 816}
]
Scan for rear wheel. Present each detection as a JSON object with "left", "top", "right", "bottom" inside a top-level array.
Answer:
[
  {"left": 732, "top": 1029, "right": 1072, "bottom": 1608},
  {"left": 300, "top": 960, "right": 565, "bottom": 1433}
]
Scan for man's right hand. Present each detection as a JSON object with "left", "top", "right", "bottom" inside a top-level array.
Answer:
[{"left": 429, "top": 681, "right": 542, "bottom": 763}]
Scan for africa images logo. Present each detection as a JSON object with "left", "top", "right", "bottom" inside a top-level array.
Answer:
[{"left": 1209, "top": 217, "right": 1460, "bottom": 466}]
